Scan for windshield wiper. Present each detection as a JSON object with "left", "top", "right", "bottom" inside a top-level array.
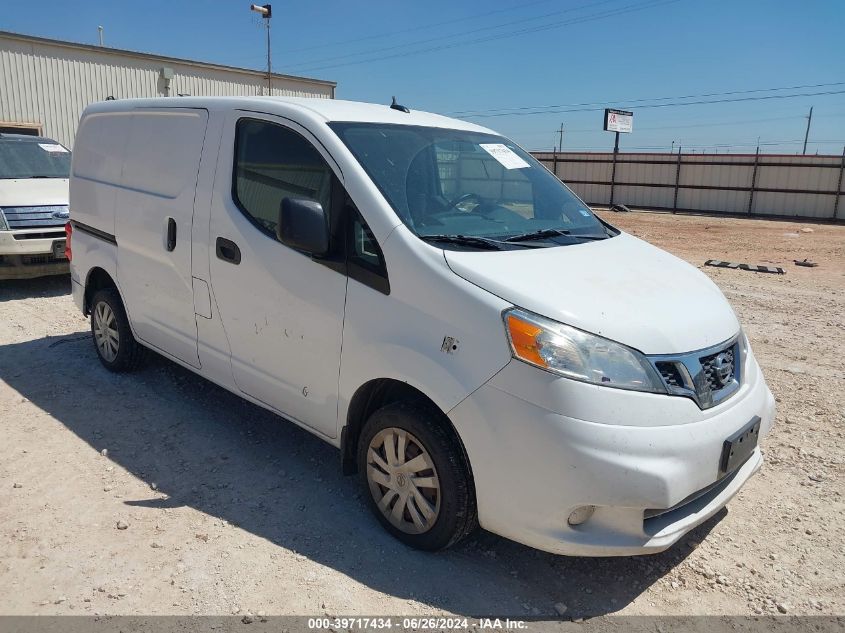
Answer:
[
  {"left": 420, "top": 234, "right": 509, "bottom": 250},
  {"left": 505, "top": 228, "right": 609, "bottom": 242}
]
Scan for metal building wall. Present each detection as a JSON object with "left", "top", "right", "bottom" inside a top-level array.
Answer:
[
  {"left": 534, "top": 151, "right": 845, "bottom": 221},
  {"left": 0, "top": 31, "right": 335, "bottom": 148}
]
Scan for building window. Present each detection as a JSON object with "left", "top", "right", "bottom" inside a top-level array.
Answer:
[{"left": 0, "top": 123, "right": 42, "bottom": 136}]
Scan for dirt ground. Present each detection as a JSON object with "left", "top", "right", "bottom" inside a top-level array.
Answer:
[{"left": 0, "top": 211, "right": 842, "bottom": 618}]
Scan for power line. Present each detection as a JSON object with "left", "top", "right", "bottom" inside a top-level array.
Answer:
[
  {"left": 451, "top": 81, "right": 845, "bottom": 117},
  {"left": 275, "top": 0, "right": 559, "bottom": 56},
  {"left": 568, "top": 114, "right": 806, "bottom": 133},
  {"left": 286, "top": 0, "right": 682, "bottom": 73},
  {"left": 459, "top": 88, "right": 845, "bottom": 120},
  {"left": 532, "top": 139, "right": 845, "bottom": 152},
  {"left": 515, "top": 111, "right": 841, "bottom": 136},
  {"left": 512, "top": 115, "right": 804, "bottom": 138},
  {"left": 282, "top": 0, "right": 623, "bottom": 70}
]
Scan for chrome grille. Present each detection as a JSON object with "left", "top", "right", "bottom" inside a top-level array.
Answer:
[
  {"left": 1, "top": 205, "right": 69, "bottom": 229},
  {"left": 648, "top": 337, "right": 742, "bottom": 410},
  {"left": 656, "top": 361, "right": 684, "bottom": 388},
  {"left": 701, "top": 346, "right": 735, "bottom": 393}
]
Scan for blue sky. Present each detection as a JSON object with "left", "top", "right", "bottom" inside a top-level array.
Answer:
[{"left": 4, "top": 0, "right": 844, "bottom": 153}]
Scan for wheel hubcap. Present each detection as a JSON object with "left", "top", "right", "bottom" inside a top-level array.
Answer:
[
  {"left": 93, "top": 301, "right": 119, "bottom": 362},
  {"left": 366, "top": 427, "right": 441, "bottom": 535}
]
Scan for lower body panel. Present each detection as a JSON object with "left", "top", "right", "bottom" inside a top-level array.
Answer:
[
  {"left": 449, "top": 358, "right": 776, "bottom": 556},
  {"left": 0, "top": 232, "right": 68, "bottom": 280}
]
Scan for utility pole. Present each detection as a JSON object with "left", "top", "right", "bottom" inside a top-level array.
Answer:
[
  {"left": 802, "top": 106, "right": 813, "bottom": 155},
  {"left": 558, "top": 123, "right": 564, "bottom": 154},
  {"left": 250, "top": 4, "right": 273, "bottom": 94}
]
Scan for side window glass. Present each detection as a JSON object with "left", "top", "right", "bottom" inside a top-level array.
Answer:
[
  {"left": 352, "top": 217, "right": 381, "bottom": 267},
  {"left": 233, "top": 118, "right": 333, "bottom": 239},
  {"left": 347, "top": 209, "right": 389, "bottom": 294}
]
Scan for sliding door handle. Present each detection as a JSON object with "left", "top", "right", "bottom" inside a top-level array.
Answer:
[{"left": 165, "top": 218, "right": 177, "bottom": 252}]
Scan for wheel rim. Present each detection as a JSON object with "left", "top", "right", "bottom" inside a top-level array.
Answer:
[
  {"left": 93, "top": 301, "right": 119, "bottom": 362},
  {"left": 366, "top": 427, "right": 441, "bottom": 535}
]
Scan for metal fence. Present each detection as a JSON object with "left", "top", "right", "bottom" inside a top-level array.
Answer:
[{"left": 532, "top": 150, "right": 845, "bottom": 221}]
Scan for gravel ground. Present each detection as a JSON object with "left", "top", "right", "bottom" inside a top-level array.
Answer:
[{"left": 0, "top": 211, "right": 842, "bottom": 618}]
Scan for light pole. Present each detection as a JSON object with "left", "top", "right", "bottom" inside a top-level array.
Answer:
[{"left": 250, "top": 4, "right": 272, "bottom": 94}]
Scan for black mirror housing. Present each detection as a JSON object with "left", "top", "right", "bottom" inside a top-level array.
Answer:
[{"left": 277, "top": 198, "right": 329, "bottom": 255}]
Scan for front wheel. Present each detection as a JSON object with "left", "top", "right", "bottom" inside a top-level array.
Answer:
[
  {"left": 357, "top": 401, "right": 477, "bottom": 551},
  {"left": 90, "top": 288, "right": 145, "bottom": 372}
]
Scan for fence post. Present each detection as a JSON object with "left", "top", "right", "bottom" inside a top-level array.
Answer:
[
  {"left": 834, "top": 145, "right": 845, "bottom": 220},
  {"left": 609, "top": 151, "right": 618, "bottom": 206},
  {"left": 747, "top": 147, "right": 760, "bottom": 216},
  {"left": 673, "top": 148, "right": 682, "bottom": 213}
]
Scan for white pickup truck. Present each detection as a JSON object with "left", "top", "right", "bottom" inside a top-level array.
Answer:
[{"left": 0, "top": 133, "right": 70, "bottom": 280}]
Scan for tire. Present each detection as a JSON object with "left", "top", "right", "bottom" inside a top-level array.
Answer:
[
  {"left": 357, "top": 401, "right": 477, "bottom": 551},
  {"left": 90, "top": 288, "right": 146, "bottom": 372}
]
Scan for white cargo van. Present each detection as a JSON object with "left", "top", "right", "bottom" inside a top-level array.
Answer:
[
  {"left": 68, "top": 97, "right": 775, "bottom": 555},
  {"left": 0, "top": 134, "right": 70, "bottom": 280}
]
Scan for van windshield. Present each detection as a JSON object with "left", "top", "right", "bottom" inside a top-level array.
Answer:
[
  {"left": 0, "top": 139, "right": 71, "bottom": 179},
  {"left": 329, "top": 122, "right": 609, "bottom": 245}
]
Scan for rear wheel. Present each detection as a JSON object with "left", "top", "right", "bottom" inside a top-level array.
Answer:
[
  {"left": 357, "top": 401, "right": 476, "bottom": 550},
  {"left": 90, "top": 288, "right": 145, "bottom": 372}
]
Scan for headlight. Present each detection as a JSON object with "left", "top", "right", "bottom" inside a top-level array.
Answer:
[
  {"left": 740, "top": 328, "right": 749, "bottom": 353},
  {"left": 0, "top": 209, "right": 8, "bottom": 231},
  {"left": 504, "top": 308, "right": 666, "bottom": 393}
]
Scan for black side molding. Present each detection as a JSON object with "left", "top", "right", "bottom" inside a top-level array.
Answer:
[{"left": 71, "top": 220, "right": 117, "bottom": 245}]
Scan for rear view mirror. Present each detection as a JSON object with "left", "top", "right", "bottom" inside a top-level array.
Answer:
[{"left": 277, "top": 198, "right": 329, "bottom": 255}]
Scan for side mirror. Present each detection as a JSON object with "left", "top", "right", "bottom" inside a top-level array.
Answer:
[{"left": 277, "top": 197, "right": 329, "bottom": 255}]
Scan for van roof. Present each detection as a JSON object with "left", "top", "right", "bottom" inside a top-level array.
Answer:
[{"left": 81, "top": 96, "right": 497, "bottom": 135}]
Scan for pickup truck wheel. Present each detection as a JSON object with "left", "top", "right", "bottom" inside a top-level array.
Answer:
[
  {"left": 357, "top": 402, "right": 476, "bottom": 551},
  {"left": 90, "top": 288, "right": 145, "bottom": 372}
]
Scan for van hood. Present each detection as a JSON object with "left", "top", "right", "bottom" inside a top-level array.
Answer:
[
  {"left": 0, "top": 178, "right": 69, "bottom": 207},
  {"left": 444, "top": 232, "right": 739, "bottom": 355}
]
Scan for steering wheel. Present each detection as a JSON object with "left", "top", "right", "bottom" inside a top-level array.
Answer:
[{"left": 443, "top": 192, "right": 482, "bottom": 213}]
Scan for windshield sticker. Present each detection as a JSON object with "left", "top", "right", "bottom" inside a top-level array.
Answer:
[
  {"left": 38, "top": 143, "right": 68, "bottom": 153},
  {"left": 479, "top": 143, "right": 529, "bottom": 170}
]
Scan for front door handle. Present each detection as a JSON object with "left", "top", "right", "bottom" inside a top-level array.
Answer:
[
  {"left": 165, "top": 218, "right": 177, "bottom": 252},
  {"left": 215, "top": 237, "right": 241, "bottom": 265}
]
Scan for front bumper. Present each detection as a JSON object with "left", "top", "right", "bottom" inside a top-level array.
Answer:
[
  {"left": 0, "top": 230, "right": 68, "bottom": 280},
  {"left": 448, "top": 349, "right": 775, "bottom": 556}
]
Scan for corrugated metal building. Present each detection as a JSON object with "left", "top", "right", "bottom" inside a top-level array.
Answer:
[{"left": 0, "top": 30, "right": 336, "bottom": 148}]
